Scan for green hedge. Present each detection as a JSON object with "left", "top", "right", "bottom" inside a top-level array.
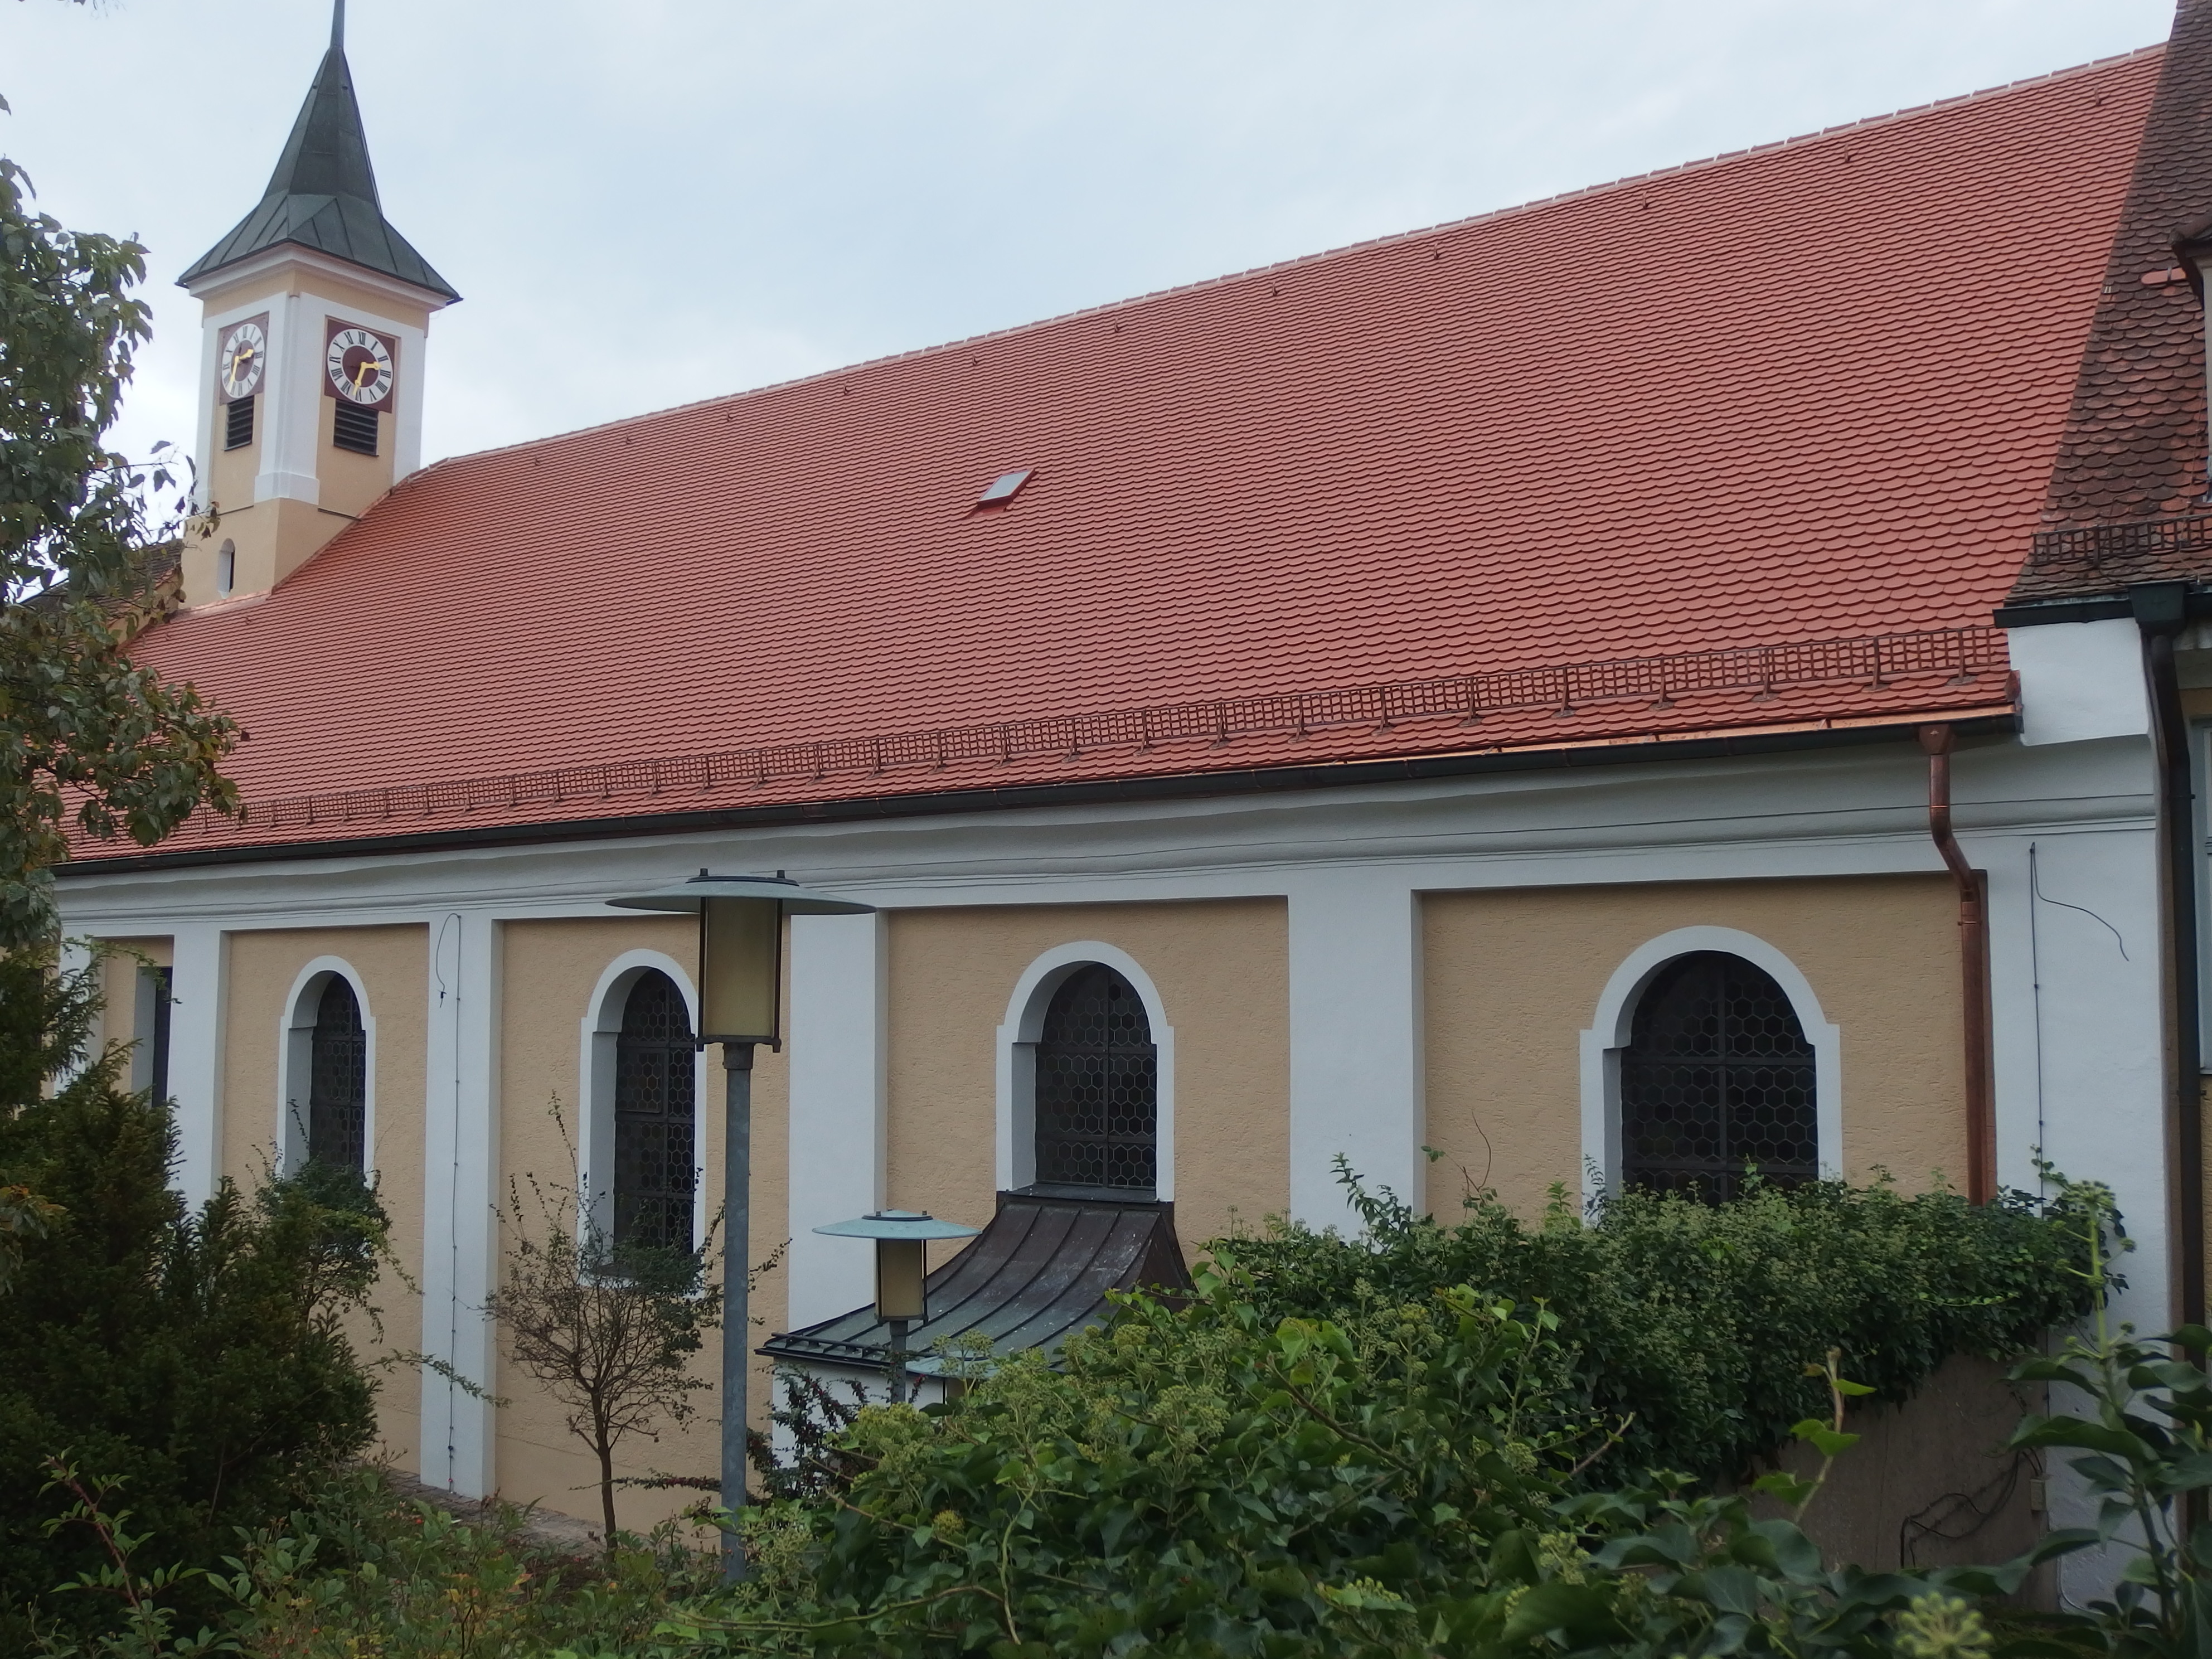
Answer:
[{"left": 1219, "top": 1166, "right": 2106, "bottom": 1484}]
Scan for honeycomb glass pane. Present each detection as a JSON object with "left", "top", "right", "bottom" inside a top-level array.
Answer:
[
  {"left": 613, "top": 969, "right": 698, "bottom": 1250},
  {"left": 1619, "top": 952, "right": 1816, "bottom": 1201},
  {"left": 1034, "top": 964, "right": 1158, "bottom": 1192},
  {"left": 307, "top": 976, "right": 367, "bottom": 1172}
]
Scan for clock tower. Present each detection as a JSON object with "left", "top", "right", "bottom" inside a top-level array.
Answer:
[{"left": 177, "top": 0, "right": 458, "bottom": 607}]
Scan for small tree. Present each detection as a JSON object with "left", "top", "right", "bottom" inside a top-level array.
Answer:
[
  {"left": 0, "top": 944, "right": 385, "bottom": 1651},
  {"left": 487, "top": 1101, "right": 720, "bottom": 1546}
]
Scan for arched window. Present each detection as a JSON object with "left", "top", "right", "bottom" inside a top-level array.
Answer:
[
  {"left": 1033, "top": 964, "right": 1157, "bottom": 1195},
  {"left": 613, "top": 969, "right": 697, "bottom": 1251},
  {"left": 307, "top": 976, "right": 367, "bottom": 1171},
  {"left": 1619, "top": 950, "right": 1817, "bottom": 1200}
]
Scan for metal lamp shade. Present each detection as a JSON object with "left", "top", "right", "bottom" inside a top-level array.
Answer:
[
  {"left": 607, "top": 871, "right": 877, "bottom": 1046},
  {"left": 813, "top": 1210, "right": 981, "bottom": 1326},
  {"left": 875, "top": 1237, "right": 928, "bottom": 1323}
]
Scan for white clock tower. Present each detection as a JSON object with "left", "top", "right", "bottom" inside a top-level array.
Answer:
[{"left": 177, "top": 0, "right": 458, "bottom": 607}]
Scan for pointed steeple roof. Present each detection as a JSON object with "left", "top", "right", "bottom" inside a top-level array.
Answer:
[{"left": 180, "top": 1, "right": 458, "bottom": 299}]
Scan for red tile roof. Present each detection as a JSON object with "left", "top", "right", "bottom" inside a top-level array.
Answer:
[
  {"left": 2012, "top": 0, "right": 2212, "bottom": 602},
  {"left": 105, "top": 45, "right": 2162, "bottom": 860}
]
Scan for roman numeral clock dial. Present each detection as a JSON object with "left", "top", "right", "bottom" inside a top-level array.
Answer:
[
  {"left": 219, "top": 317, "right": 268, "bottom": 400},
  {"left": 324, "top": 323, "right": 398, "bottom": 409}
]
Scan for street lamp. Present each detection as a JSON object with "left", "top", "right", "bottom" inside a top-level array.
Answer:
[
  {"left": 608, "top": 869, "right": 874, "bottom": 1582},
  {"left": 812, "top": 1210, "right": 981, "bottom": 1404}
]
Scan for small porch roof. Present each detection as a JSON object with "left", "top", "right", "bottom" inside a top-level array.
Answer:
[{"left": 760, "top": 1189, "right": 1190, "bottom": 1374}]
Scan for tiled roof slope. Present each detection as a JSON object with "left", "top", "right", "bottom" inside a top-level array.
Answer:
[
  {"left": 2012, "top": 0, "right": 2212, "bottom": 603},
  {"left": 111, "top": 48, "right": 2160, "bottom": 859}
]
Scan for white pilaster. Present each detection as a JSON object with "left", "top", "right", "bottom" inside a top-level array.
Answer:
[
  {"left": 420, "top": 911, "right": 501, "bottom": 1498},
  {"left": 1287, "top": 871, "right": 1424, "bottom": 1231},
  {"left": 257, "top": 290, "right": 321, "bottom": 505},
  {"left": 785, "top": 911, "right": 888, "bottom": 1328},
  {"left": 166, "top": 925, "right": 229, "bottom": 1209}
]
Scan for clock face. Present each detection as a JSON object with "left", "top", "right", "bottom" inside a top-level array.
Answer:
[
  {"left": 324, "top": 324, "right": 397, "bottom": 410},
  {"left": 219, "top": 317, "right": 268, "bottom": 401}
]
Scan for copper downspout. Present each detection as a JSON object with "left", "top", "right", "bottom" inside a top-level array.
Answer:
[{"left": 1919, "top": 724, "right": 1997, "bottom": 1204}]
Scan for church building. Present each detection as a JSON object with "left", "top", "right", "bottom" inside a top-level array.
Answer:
[{"left": 54, "top": 1, "right": 2212, "bottom": 1547}]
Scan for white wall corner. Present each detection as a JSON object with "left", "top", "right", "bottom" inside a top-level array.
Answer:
[
  {"left": 1287, "top": 875, "right": 1424, "bottom": 1232},
  {"left": 2007, "top": 619, "right": 2148, "bottom": 746},
  {"left": 786, "top": 912, "right": 890, "bottom": 1329}
]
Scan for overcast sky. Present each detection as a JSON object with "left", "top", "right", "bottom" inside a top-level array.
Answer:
[{"left": 2, "top": 0, "right": 2180, "bottom": 472}]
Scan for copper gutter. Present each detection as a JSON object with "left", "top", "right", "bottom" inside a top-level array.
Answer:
[
  {"left": 2131, "top": 581, "right": 2205, "bottom": 1330},
  {"left": 1918, "top": 724, "right": 1996, "bottom": 1204}
]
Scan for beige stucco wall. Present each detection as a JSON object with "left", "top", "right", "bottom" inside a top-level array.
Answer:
[
  {"left": 220, "top": 925, "right": 429, "bottom": 1469},
  {"left": 493, "top": 917, "right": 789, "bottom": 1531},
  {"left": 91, "top": 935, "right": 172, "bottom": 1060},
  {"left": 1423, "top": 876, "right": 1967, "bottom": 1215},
  {"left": 884, "top": 899, "right": 1291, "bottom": 1255}
]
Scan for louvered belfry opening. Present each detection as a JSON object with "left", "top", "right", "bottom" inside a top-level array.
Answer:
[
  {"left": 331, "top": 401, "right": 378, "bottom": 455},
  {"left": 224, "top": 396, "right": 255, "bottom": 450},
  {"left": 1034, "top": 964, "right": 1158, "bottom": 1194},
  {"left": 307, "top": 976, "right": 367, "bottom": 1171},
  {"left": 613, "top": 969, "right": 697, "bottom": 1251},
  {"left": 1619, "top": 951, "right": 1817, "bottom": 1201}
]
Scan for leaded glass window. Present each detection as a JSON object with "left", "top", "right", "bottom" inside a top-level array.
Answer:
[
  {"left": 614, "top": 970, "right": 697, "bottom": 1251},
  {"left": 1033, "top": 964, "right": 1157, "bottom": 1194},
  {"left": 1619, "top": 951, "right": 1817, "bottom": 1201},
  {"left": 307, "top": 977, "right": 367, "bottom": 1171}
]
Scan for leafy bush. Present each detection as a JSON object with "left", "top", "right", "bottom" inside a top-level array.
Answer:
[
  {"left": 27, "top": 1461, "right": 721, "bottom": 1658},
  {"left": 214, "top": 1466, "right": 720, "bottom": 1658},
  {"left": 1224, "top": 1165, "right": 2104, "bottom": 1484},
  {"left": 0, "top": 946, "right": 385, "bottom": 1651},
  {"left": 672, "top": 1266, "right": 2029, "bottom": 1659},
  {"left": 682, "top": 1272, "right": 1587, "bottom": 1656}
]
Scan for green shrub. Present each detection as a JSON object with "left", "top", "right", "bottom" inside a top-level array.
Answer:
[
  {"left": 671, "top": 1266, "right": 2034, "bottom": 1659},
  {"left": 678, "top": 1272, "right": 1587, "bottom": 1656},
  {"left": 212, "top": 1466, "right": 720, "bottom": 1658},
  {"left": 0, "top": 945, "right": 385, "bottom": 1651},
  {"left": 1223, "top": 1165, "right": 2104, "bottom": 1484}
]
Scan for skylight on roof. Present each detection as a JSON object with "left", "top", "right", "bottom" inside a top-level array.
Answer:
[{"left": 977, "top": 469, "right": 1032, "bottom": 506}]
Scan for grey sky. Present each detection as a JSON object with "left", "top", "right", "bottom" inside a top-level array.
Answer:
[{"left": 2, "top": 0, "right": 2179, "bottom": 472}]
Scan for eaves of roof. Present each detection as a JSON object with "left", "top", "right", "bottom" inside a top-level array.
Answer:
[{"left": 55, "top": 709, "right": 2020, "bottom": 878}]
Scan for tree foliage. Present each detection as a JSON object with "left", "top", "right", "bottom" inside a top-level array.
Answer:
[
  {"left": 0, "top": 947, "right": 384, "bottom": 1652},
  {"left": 1, "top": 139, "right": 239, "bottom": 947}
]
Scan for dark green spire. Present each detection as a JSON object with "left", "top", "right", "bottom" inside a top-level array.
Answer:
[{"left": 179, "top": 2, "right": 458, "bottom": 299}]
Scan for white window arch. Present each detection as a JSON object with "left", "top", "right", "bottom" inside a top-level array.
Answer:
[
  {"left": 1578, "top": 925, "right": 1841, "bottom": 1199},
  {"left": 995, "top": 941, "right": 1175, "bottom": 1200},
  {"left": 578, "top": 949, "right": 709, "bottom": 1250},
  {"left": 276, "top": 956, "right": 376, "bottom": 1176}
]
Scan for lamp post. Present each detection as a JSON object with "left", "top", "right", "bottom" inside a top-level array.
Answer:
[
  {"left": 812, "top": 1210, "right": 981, "bottom": 1403},
  {"left": 608, "top": 870, "right": 874, "bottom": 1582}
]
